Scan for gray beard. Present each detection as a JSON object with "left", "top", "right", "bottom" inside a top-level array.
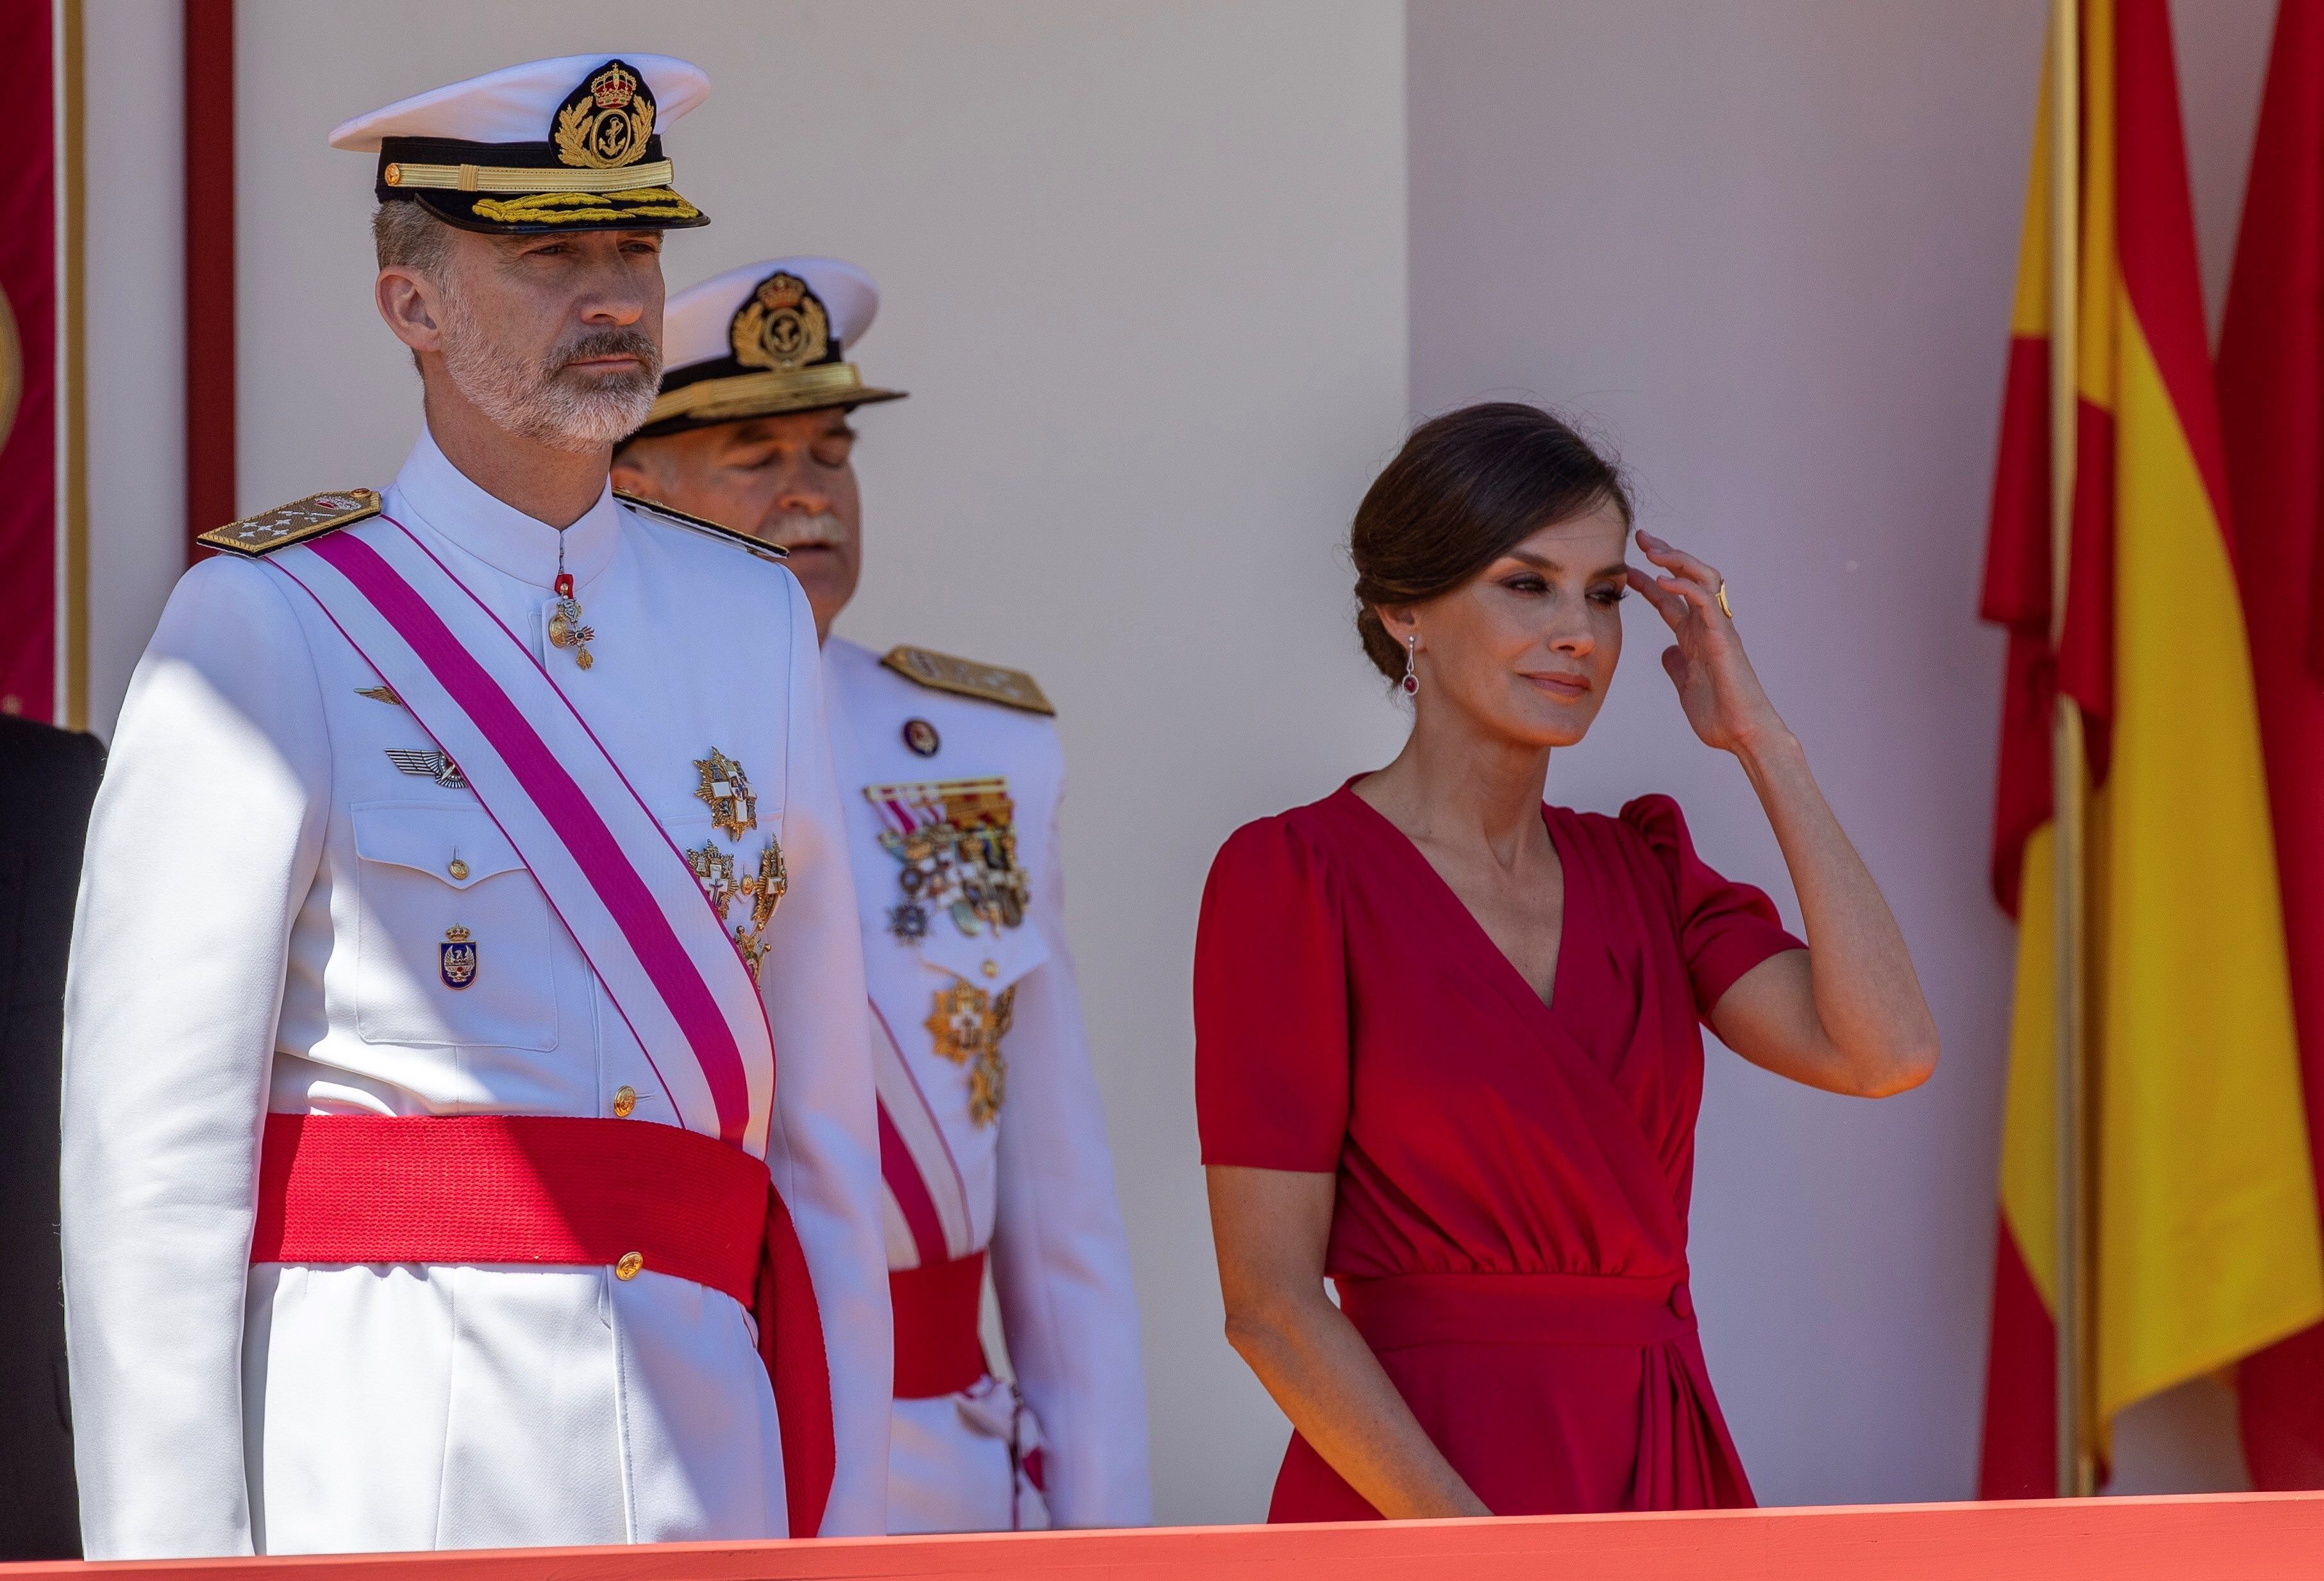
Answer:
[{"left": 438, "top": 283, "right": 664, "bottom": 455}]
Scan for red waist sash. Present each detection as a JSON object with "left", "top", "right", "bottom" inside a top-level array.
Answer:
[
  {"left": 889, "top": 1250, "right": 988, "bottom": 1400},
  {"left": 1334, "top": 1270, "right": 1696, "bottom": 1350},
  {"left": 251, "top": 1112, "right": 834, "bottom": 1534}
]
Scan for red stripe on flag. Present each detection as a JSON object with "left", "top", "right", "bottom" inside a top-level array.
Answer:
[
  {"left": 1977, "top": 333, "right": 2116, "bottom": 914},
  {"left": 1978, "top": 1218, "right": 2058, "bottom": 1500},
  {"left": 2220, "top": 0, "right": 2324, "bottom": 1491},
  {"left": 1980, "top": 337, "right": 2052, "bottom": 637},
  {"left": 2112, "top": 0, "right": 2232, "bottom": 527}
]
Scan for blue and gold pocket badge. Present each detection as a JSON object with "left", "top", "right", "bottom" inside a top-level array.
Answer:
[{"left": 440, "top": 925, "right": 479, "bottom": 989}]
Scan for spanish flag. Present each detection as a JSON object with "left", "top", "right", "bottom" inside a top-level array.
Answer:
[
  {"left": 2220, "top": 0, "right": 2324, "bottom": 1491},
  {"left": 1977, "top": 0, "right": 2324, "bottom": 1496}
]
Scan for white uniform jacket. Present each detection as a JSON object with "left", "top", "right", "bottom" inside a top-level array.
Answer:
[
  {"left": 823, "top": 637, "right": 1149, "bottom": 1532},
  {"left": 60, "top": 431, "right": 890, "bottom": 1558}
]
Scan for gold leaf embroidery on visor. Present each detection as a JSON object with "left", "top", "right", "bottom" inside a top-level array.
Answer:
[{"left": 468, "top": 189, "right": 700, "bottom": 226}]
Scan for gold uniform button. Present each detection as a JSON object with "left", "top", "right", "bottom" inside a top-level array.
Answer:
[
  {"left": 383, "top": 162, "right": 403, "bottom": 187},
  {"left": 447, "top": 857, "right": 470, "bottom": 880},
  {"left": 612, "top": 1085, "right": 637, "bottom": 1118},
  {"left": 982, "top": 959, "right": 999, "bottom": 978},
  {"left": 615, "top": 1251, "right": 644, "bottom": 1280}
]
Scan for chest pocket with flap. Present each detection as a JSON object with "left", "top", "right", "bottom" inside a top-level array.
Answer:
[{"left": 351, "top": 803, "right": 562, "bottom": 1050}]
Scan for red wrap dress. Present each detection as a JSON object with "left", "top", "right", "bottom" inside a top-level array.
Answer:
[{"left": 1194, "top": 783, "right": 1803, "bottom": 1521}]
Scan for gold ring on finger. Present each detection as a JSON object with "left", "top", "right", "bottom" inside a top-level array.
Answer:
[{"left": 1716, "top": 581, "right": 1734, "bottom": 619}]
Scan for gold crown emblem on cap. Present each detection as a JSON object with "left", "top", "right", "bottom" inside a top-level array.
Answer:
[
  {"left": 731, "top": 272, "right": 830, "bottom": 371},
  {"left": 444, "top": 924, "right": 472, "bottom": 942},
  {"left": 590, "top": 62, "right": 638, "bottom": 109},
  {"left": 555, "top": 60, "right": 655, "bottom": 170}
]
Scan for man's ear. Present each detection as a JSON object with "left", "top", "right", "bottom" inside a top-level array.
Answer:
[
  {"left": 607, "top": 446, "right": 656, "bottom": 496},
  {"left": 376, "top": 266, "right": 446, "bottom": 357}
]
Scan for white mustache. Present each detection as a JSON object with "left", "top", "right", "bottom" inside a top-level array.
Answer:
[{"left": 770, "top": 512, "right": 849, "bottom": 549}]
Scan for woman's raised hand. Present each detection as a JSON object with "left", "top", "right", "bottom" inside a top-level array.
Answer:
[{"left": 1627, "top": 530, "right": 1785, "bottom": 756}]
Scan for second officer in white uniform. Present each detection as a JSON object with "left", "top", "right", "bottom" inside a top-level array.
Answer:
[{"left": 615, "top": 258, "right": 1151, "bottom": 1532}]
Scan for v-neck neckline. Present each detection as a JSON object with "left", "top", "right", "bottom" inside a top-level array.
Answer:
[{"left": 1336, "top": 780, "right": 1579, "bottom": 1017}]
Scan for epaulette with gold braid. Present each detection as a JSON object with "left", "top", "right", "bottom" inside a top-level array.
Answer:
[
  {"left": 196, "top": 489, "right": 381, "bottom": 558},
  {"left": 614, "top": 490, "right": 788, "bottom": 562},
  {"left": 882, "top": 645, "right": 1055, "bottom": 716}
]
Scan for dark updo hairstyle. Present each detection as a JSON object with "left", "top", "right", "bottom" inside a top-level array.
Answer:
[{"left": 1351, "top": 402, "right": 1632, "bottom": 683}]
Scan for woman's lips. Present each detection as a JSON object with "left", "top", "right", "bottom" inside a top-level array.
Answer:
[{"left": 1525, "top": 671, "right": 1593, "bottom": 699}]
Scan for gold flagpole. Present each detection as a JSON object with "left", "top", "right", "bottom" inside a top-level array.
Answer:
[{"left": 2048, "top": 0, "right": 2094, "bottom": 1503}]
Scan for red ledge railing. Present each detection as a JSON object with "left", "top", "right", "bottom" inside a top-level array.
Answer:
[{"left": 7, "top": 1493, "right": 2323, "bottom": 1581}]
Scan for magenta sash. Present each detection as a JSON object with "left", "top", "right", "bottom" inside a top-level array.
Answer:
[{"left": 273, "top": 517, "right": 772, "bottom": 1146}]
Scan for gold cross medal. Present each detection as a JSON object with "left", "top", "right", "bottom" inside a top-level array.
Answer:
[
  {"left": 927, "top": 979, "right": 1014, "bottom": 1126},
  {"left": 440, "top": 926, "right": 478, "bottom": 989},
  {"left": 548, "top": 571, "right": 595, "bottom": 669},
  {"left": 686, "top": 748, "right": 787, "bottom": 982}
]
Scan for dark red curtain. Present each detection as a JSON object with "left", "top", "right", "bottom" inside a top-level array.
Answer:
[{"left": 0, "top": 0, "right": 56, "bottom": 721}]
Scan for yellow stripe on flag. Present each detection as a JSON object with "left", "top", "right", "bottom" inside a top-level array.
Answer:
[
  {"left": 2098, "top": 308, "right": 2321, "bottom": 1414},
  {"left": 1996, "top": 313, "right": 2324, "bottom": 1448}
]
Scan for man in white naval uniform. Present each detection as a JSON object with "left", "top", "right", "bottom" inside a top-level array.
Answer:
[
  {"left": 60, "top": 62, "right": 889, "bottom": 1558},
  {"left": 614, "top": 258, "right": 1149, "bottom": 1532}
]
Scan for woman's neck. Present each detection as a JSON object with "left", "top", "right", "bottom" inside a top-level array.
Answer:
[{"left": 1357, "top": 698, "right": 1551, "bottom": 867}]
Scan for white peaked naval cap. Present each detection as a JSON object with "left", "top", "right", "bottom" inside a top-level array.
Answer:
[
  {"left": 330, "top": 55, "right": 712, "bottom": 234},
  {"left": 632, "top": 257, "right": 908, "bottom": 439}
]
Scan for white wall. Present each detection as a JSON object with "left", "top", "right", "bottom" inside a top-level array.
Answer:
[
  {"left": 79, "top": 0, "right": 185, "bottom": 736},
  {"left": 230, "top": 0, "right": 1409, "bottom": 1527},
  {"left": 1408, "top": 0, "right": 2279, "bottom": 1506}
]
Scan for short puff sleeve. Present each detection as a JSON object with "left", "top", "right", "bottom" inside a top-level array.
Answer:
[
  {"left": 1193, "top": 816, "right": 1349, "bottom": 1172},
  {"left": 1621, "top": 794, "right": 1805, "bottom": 1020}
]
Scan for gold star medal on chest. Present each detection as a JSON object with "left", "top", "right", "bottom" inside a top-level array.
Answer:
[
  {"left": 686, "top": 748, "right": 786, "bottom": 981},
  {"left": 869, "top": 777, "right": 1028, "bottom": 1125}
]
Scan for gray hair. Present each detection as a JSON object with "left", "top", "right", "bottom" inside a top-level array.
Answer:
[
  {"left": 371, "top": 199, "right": 454, "bottom": 278},
  {"left": 372, "top": 202, "right": 455, "bottom": 373}
]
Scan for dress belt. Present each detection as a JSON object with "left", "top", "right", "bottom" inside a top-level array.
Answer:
[
  {"left": 889, "top": 1249, "right": 989, "bottom": 1400},
  {"left": 1334, "top": 1270, "right": 1697, "bottom": 1351},
  {"left": 249, "top": 1111, "right": 836, "bottom": 1536}
]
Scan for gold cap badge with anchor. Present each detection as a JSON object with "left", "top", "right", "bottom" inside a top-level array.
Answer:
[
  {"left": 330, "top": 54, "right": 712, "bottom": 235},
  {"left": 629, "top": 258, "right": 907, "bottom": 440}
]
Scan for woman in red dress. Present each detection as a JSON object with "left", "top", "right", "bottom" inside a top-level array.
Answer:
[{"left": 1196, "top": 403, "right": 1937, "bottom": 1522}]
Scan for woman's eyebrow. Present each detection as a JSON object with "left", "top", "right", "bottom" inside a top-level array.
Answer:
[{"left": 1503, "top": 549, "right": 1630, "bottom": 580}]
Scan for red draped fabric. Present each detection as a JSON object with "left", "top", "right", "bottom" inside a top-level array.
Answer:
[{"left": 0, "top": 0, "right": 56, "bottom": 720}]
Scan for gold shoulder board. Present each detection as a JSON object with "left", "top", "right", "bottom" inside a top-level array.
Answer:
[
  {"left": 614, "top": 490, "right": 788, "bottom": 561},
  {"left": 197, "top": 489, "right": 381, "bottom": 558},
  {"left": 882, "top": 645, "right": 1055, "bottom": 716}
]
